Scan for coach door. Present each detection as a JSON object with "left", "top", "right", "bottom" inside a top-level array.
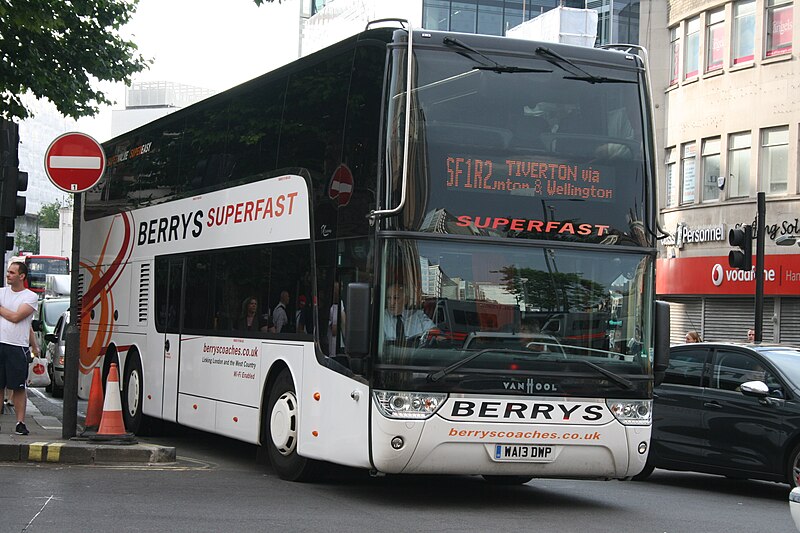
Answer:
[{"left": 161, "top": 258, "right": 184, "bottom": 421}]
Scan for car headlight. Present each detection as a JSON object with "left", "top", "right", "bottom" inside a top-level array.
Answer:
[
  {"left": 606, "top": 399, "right": 651, "bottom": 426},
  {"left": 373, "top": 390, "right": 447, "bottom": 420}
]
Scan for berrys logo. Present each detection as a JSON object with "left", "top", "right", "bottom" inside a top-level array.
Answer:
[{"left": 711, "top": 264, "right": 724, "bottom": 286}]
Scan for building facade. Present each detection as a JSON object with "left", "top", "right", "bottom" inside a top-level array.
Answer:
[
  {"left": 655, "top": 0, "right": 799, "bottom": 344},
  {"left": 301, "top": 0, "right": 640, "bottom": 54}
]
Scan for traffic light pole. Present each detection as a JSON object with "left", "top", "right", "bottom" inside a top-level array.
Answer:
[
  {"left": 62, "top": 193, "right": 80, "bottom": 439},
  {"left": 754, "top": 192, "right": 766, "bottom": 343}
]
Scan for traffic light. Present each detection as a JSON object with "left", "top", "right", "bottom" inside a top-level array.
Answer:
[
  {"left": 729, "top": 225, "right": 753, "bottom": 271},
  {"left": 0, "top": 119, "right": 26, "bottom": 220},
  {"left": 1, "top": 169, "right": 27, "bottom": 217},
  {"left": 2, "top": 216, "right": 13, "bottom": 252}
]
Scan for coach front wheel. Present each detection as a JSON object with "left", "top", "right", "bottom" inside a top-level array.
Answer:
[{"left": 263, "top": 369, "right": 321, "bottom": 482}]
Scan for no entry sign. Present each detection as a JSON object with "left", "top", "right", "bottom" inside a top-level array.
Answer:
[
  {"left": 328, "top": 163, "right": 354, "bottom": 207},
  {"left": 44, "top": 132, "right": 106, "bottom": 193}
]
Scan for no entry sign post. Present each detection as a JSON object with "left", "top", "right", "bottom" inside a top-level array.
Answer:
[{"left": 43, "top": 132, "right": 105, "bottom": 439}]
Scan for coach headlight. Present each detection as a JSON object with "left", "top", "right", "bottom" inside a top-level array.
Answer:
[
  {"left": 373, "top": 390, "right": 447, "bottom": 420},
  {"left": 606, "top": 399, "right": 651, "bottom": 425}
]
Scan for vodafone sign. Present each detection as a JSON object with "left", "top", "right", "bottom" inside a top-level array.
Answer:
[
  {"left": 44, "top": 132, "right": 106, "bottom": 193},
  {"left": 657, "top": 255, "right": 800, "bottom": 296}
]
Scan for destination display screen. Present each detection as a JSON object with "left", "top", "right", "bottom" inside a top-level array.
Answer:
[{"left": 445, "top": 156, "right": 613, "bottom": 200}]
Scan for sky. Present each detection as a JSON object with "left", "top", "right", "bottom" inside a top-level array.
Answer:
[{"left": 76, "top": 0, "right": 302, "bottom": 141}]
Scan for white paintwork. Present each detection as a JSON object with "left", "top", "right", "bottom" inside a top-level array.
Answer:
[{"left": 371, "top": 395, "right": 642, "bottom": 478}]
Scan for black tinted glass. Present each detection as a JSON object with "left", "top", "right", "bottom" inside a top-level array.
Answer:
[{"left": 664, "top": 348, "right": 708, "bottom": 386}]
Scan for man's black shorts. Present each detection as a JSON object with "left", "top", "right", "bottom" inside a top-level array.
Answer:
[{"left": 0, "top": 343, "right": 28, "bottom": 390}]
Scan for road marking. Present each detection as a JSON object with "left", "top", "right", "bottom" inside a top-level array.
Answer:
[
  {"left": 46, "top": 443, "right": 64, "bottom": 462},
  {"left": 27, "top": 443, "right": 48, "bottom": 462}
]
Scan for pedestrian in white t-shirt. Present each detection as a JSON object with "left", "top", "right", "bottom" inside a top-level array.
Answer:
[{"left": 0, "top": 262, "right": 39, "bottom": 435}]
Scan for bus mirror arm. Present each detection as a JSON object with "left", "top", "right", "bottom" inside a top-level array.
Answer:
[
  {"left": 368, "top": 24, "right": 414, "bottom": 222},
  {"left": 653, "top": 300, "right": 670, "bottom": 386},
  {"left": 346, "top": 283, "right": 372, "bottom": 358}
]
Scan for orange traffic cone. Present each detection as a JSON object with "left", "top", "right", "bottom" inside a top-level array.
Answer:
[
  {"left": 89, "top": 363, "right": 136, "bottom": 443},
  {"left": 84, "top": 367, "right": 104, "bottom": 430}
]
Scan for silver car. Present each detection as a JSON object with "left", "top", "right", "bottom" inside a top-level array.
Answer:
[{"left": 44, "top": 310, "right": 69, "bottom": 398}]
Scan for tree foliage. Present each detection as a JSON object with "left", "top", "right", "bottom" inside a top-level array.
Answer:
[
  {"left": 14, "top": 229, "right": 38, "bottom": 254},
  {"left": 39, "top": 200, "right": 62, "bottom": 228},
  {"left": 0, "top": 0, "right": 150, "bottom": 121}
]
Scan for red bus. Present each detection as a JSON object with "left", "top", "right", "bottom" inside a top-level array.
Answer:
[{"left": 9, "top": 255, "right": 70, "bottom": 295}]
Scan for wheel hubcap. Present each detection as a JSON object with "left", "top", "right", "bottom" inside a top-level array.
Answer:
[
  {"left": 270, "top": 391, "right": 298, "bottom": 456},
  {"left": 126, "top": 369, "right": 140, "bottom": 417}
]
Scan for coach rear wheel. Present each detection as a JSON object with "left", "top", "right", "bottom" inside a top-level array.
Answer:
[
  {"left": 263, "top": 369, "right": 321, "bottom": 482},
  {"left": 481, "top": 475, "right": 533, "bottom": 485},
  {"left": 122, "top": 352, "right": 143, "bottom": 434}
]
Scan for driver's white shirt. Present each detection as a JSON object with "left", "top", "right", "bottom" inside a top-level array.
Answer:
[{"left": 383, "top": 309, "right": 436, "bottom": 341}]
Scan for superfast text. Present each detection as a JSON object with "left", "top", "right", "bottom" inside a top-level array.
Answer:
[{"left": 136, "top": 192, "right": 299, "bottom": 246}]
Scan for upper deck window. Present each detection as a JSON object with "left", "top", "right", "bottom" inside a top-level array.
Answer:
[{"left": 386, "top": 44, "right": 649, "bottom": 247}]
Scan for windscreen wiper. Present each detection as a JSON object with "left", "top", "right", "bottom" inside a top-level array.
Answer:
[
  {"left": 556, "top": 359, "right": 634, "bottom": 390},
  {"left": 535, "top": 46, "right": 634, "bottom": 84},
  {"left": 444, "top": 37, "right": 551, "bottom": 74},
  {"left": 427, "top": 348, "right": 519, "bottom": 382},
  {"left": 426, "top": 348, "right": 634, "bottom": 390}
]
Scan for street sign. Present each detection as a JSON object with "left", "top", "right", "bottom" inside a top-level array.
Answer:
[
  {"left": 328, "top": 163, "right": 353, "bottom": 207},
  {"left": 44, "top": 132, "right": 106, "bottom": 193}
]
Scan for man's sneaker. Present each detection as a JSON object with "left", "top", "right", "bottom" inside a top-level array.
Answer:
[{"left": 15, "top": 422, "right": 29, "bottom": 436}]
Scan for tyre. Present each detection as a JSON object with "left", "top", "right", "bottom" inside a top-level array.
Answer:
[
  {"left": 632, "top": 463, "right": 655, "bottom": 481},
  {"left": 482, "top": 475, "right": 533, "bottom": 485},
  {"left": 263, "top": 369, "right": 321, "bottom": 481},
  {"left": 45, "top": 363, "right": 53, "bottom": 393},
  {"left": 122, "top": 352, "right": 143, "bottom": 434},
  {"left": 51, "top": 377, "right": 64, "bottom": 399},
  {"left": 788, "top": 443, "right": 800, "bottom": 488}
]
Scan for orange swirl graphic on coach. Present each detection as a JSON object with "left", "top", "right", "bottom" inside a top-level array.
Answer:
[{"left": 80, "top": 213, "right": 134, "bottom": 374}]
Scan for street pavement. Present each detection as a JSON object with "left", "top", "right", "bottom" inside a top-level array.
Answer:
[{"left": 0, "top": 390, "right": 175, "bottom": 465}]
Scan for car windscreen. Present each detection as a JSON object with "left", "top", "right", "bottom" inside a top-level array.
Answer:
[
  {"left": 761, "top": 348, "right": 800, "bottom": 388},
  {"left": 43, "top": 300, "right": 70, "bottom": 327}
]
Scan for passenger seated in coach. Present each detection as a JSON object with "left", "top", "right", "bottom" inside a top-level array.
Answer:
[{"left": 234, "top": 296, "right": 270, "bottom": 333}]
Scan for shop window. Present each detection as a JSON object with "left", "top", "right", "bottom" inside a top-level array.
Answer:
[
  {"left": 701, "top": 138, "right": 721, "bottom": 202},
  {"left": 684, "top": 17, "right": 701, "bottom": 79},
  {"left": 727, "top": 132, "right": 751, "bottom": 198},
  {"left": 423, "top": 0, "right": 450, "bottom": 31},
  {"left": 669, "top": 26, "right": 680, "bottom": 85},
  {"left": 706, "top": 10, "right": 725, "bottom": 72},
  {"left": 761, "top": 126, "right": 789, "bottom": 194},
  {"left": 451, "top": 1, "right": 477, "bottom": 33},
  {"left": 665, "top": 147, "right": 678, "bottom": 207},
  {"left": 681, "top": 142, "right": 696, "bottom": 205},
  {"left": 477, "top": 0, "right": 503, "bottom": 36},
  {"left": 766, "top": 0, "right": 793, "bottom": 57},
  {"left": 733, "top": 0, "right": 755, "bottom": 64}
]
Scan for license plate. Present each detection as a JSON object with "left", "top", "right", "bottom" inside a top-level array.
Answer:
[{"left": 493, "top": 444, "right": 556, "bottom": 462}]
